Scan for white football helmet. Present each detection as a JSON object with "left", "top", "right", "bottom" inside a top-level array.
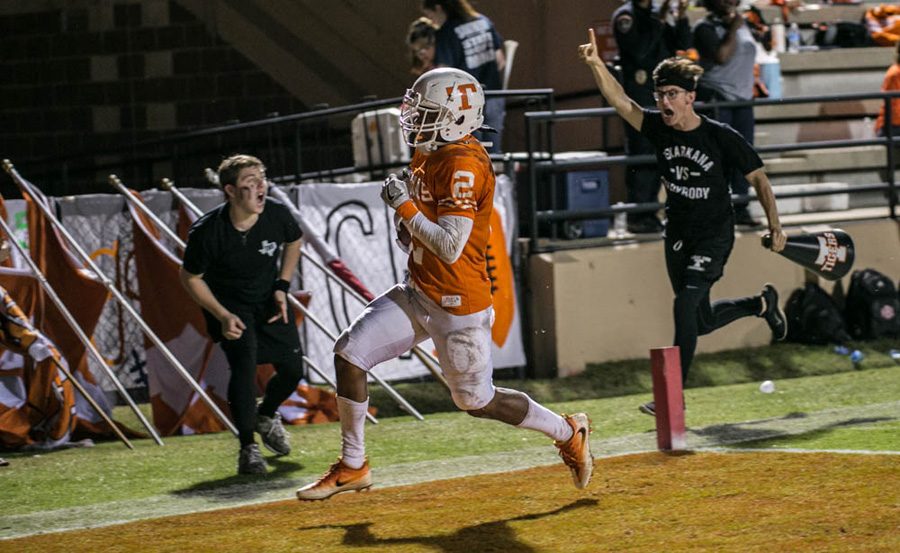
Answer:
[{"left": 400, "top": 67, "right": 485, "bottom": 148}]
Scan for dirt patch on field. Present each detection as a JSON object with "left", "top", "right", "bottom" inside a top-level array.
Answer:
[{"left": 5, "top": 451, "right": 898, "bottom": 553}]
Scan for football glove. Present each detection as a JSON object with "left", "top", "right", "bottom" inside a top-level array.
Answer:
[{"left": 381, "top": 172, "right": 411, "bottom": 210}]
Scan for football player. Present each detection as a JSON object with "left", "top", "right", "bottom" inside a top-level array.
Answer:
[{"left": 296, "top": 68, "right": 593, "bottom": 500}]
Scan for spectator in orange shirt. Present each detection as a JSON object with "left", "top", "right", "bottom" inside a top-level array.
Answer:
[{"left": 875, "top": 41, "right": 900, "bottom": 137}]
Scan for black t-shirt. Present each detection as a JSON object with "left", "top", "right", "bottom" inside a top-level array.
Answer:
[
  {"left": 434, "top": 15, "right": 503, "bottom": 91},
  {"left": 640, "top": 110, "right": 763, "bottom": 234},
  {"left": 182, "top": 197, "right": 302, "bottom": 308}
]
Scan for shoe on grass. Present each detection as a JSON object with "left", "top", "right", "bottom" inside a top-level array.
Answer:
[
  {"left": 639, "top": 397, "right": 688, "bottom": 416},
  {"left": 296, "top": 457, "right": 372, "bottom": 501},
  {"left": 760, "top": 283, "right": 788, "bottom": 341},
  {"left": 238, "top": 443, "right": 268, "bottom": 475},
  {"left": 256, "top": 413, "right": 291, "bottom": 456},
  {"left": 554, "top": 413, "right": 593, "bottom": 489}
]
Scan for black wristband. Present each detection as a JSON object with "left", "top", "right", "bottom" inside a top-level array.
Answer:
[{"left": 273, "top": 278, "right": 290, "bottom": 293}]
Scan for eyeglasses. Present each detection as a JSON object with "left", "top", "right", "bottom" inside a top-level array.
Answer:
[{"left": 653, "top": 89, "right": 687, "bottom": 102}]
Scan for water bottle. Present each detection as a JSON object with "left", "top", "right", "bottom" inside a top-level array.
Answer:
[
  {"left": 787, "top": 23, "right": 801, "bottom": 53},
  {"left": 771, "top": 18, "right": 786, "bottom": 53}
]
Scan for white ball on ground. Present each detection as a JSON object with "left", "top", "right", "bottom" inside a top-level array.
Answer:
[{"left": 759, "top": 380, "right": 775, "bottom": 394}]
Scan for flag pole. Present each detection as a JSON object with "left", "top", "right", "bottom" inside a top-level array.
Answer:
[
  {"left": 3, "top": 162, "right": 237, "bottom": 436},
  {"left": 0, "top": 185, "right": 163, "bottom": 445},
  {"left": 115, "top": 176, "right": 378, "bottom": 425},
  {"left": 49, "top": 356, "right": 134, "bottom": 450}
]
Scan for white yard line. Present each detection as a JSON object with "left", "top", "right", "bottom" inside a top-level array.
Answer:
[{"left": 1, "top": 400, "right": 898, "bottom": 541}]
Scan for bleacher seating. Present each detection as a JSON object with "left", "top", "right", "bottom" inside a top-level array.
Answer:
[{"left": 745, "top": 4, "right": 896, "bottom": 218}]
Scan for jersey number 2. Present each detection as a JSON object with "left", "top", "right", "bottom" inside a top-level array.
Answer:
[{"left": 452, "top": 170, "right": 475, "bottom": 208}]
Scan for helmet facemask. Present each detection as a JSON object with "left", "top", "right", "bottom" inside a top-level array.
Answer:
[{"left": 400, "top": 89, "right": 452, "bottom": 149}]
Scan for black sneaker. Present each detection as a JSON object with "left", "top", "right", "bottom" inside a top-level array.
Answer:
[
  {"left": 238, "top": 443, "right": 268, "bottom": 475},
  {"left": 638, "top": 401, "right": 655, "bottom": 416},
  {"left": 760, "top": 283, "right": 788, "bottom": 341},
  {"left": 256, "top": 413, "right": 291, "bottom": 456}
]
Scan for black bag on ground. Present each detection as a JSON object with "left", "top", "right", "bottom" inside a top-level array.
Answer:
[
  {"left": 845, "top": 268, "right": 900, "bottom": 339},
  {"left": 784, "top": 283, "right": 851, "bottom": 344}
]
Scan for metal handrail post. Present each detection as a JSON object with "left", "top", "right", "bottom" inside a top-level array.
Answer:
[
  {"left": 887, "top": 97, "right": 897, "bottom": 219},
  {"left": 526, "top": 115, "right": 538, "bottom": 249}
]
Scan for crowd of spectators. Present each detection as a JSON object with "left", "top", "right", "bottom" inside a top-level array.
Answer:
[{"left": 398, "top": 0, "right": 900, "bottom": 235}]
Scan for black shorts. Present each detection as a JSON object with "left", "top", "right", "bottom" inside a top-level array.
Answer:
[
  {"left": 203, "top": 299, "right": 302, "bottom": 364},
  {"left": 665, "top": 220, "right": 735, "bottom": 292}
]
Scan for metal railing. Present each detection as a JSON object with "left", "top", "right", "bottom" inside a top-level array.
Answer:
[
  {"left": 523, "top": 90, "right": 900, "bottom": 252},
  {"left": 20, "top": 89, "right": 554, "bottom": 196}
]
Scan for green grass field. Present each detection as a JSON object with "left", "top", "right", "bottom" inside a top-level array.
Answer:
[{"left": 0, "top": 341, "right": 898, "bottom": 545}]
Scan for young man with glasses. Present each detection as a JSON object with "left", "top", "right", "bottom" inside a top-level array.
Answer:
[
  {"left": 578, "top": 31, "right": 789, "bottom": 415},
  {"left": 181, "top": 154, "right": 303, "bottom": 474}
]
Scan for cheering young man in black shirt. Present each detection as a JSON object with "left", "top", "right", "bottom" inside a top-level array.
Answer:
[
  {"left": 181, "top": 154, "right": 303, "bottom": 474},
  {"left": 578, "top": 31, "right": 789, "bottom": 415}
]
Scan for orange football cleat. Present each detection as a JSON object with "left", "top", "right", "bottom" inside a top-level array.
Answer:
[
  {"left": 555, "top": 413, "right": 593, "bottom": 489},
  {"left": 296, "top": 457, "right": 372, "bottom": 501}
]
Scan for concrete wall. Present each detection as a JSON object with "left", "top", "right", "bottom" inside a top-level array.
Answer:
[{"left": 527, "top": 218, "right": 900, "bottom": 377}]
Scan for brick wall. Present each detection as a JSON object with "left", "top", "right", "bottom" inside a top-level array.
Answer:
[{"left": 0, "top": 1, "right": 305, "bottom": 195}]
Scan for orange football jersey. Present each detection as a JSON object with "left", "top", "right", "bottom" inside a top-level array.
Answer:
[{"left": 405, "top": 136, "right": 495, "bottom": 315}]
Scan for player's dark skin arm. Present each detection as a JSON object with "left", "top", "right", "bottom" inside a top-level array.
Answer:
[{"left": 334, "top": 335, "right": 529, "bottom": 425}]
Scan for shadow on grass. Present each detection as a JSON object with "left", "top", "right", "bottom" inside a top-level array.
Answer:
[
  {"left": 693, "top": 413, "right": 896, "bottom": 448},
  {"left": 368, "top": 339, "right": 899, "bottom": 418},
  {"left": 297, "top": 498, "right": 598, "bottom": 553},
  {"left": 170, "top": 456, "right": 303, "bottom": 501}
]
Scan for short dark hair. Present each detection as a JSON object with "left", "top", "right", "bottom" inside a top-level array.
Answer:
[
  {"left": 217, "top": 154, "right": 265, "bottom": 190},
  {"left": 652, "top": 57, "right": 704, "bottom": 90}
]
